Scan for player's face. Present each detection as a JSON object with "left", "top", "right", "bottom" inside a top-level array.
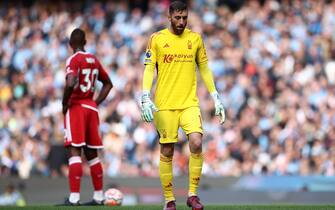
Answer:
[{"left": 169, "top": 10, "right": 188, "bottom": 35}]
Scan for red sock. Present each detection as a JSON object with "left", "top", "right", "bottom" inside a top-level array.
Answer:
[
  {"left": 68, "top": 156, "right": 82, "bottom": 193},
  {"left": 88, "top": 157, "right": 103, "bottom": 191}
]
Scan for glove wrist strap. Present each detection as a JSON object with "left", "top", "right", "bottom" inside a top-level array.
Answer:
[
  {"left": 210, "top": 91, "right": 220, "bottom": 102},
  {"left": 142, "top": 90, "right": 151, "bottom": 103}
]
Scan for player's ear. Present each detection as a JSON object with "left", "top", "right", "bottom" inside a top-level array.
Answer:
[{"left": 83, "top": 39, "right": 87, "bottom": 46}]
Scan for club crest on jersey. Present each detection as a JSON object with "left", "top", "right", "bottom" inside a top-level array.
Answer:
[{"left": 188, "top": 40, "right": 192, "bottom": 49}]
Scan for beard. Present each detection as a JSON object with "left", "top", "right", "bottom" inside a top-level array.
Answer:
[{"left": 172, "top": 23, "right": 186, "bottom": 35}]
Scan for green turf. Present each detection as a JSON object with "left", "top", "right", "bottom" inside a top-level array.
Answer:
[{"left": 1, "top": 205, "right": 335, "bottom": 210}]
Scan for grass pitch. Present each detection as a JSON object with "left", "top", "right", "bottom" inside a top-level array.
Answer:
[{"left": 1, "top": 205, "right": 335, "bottom": 210}]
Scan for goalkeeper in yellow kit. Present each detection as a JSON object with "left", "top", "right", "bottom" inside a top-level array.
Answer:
[{"left": 141, "top": 1, "right": 225, "bottom": 210}]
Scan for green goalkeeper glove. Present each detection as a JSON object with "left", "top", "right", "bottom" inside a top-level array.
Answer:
[
  {"left": 211, "top": 91, "right": 226, "bottom": 124},
  {"left": 141, "top": 91, "right": 158, "bottom": 122}
]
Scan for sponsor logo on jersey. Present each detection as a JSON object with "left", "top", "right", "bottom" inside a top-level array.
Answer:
[
  {"left": 163, "top": 54, "right": 194, "bottom": 63},
  {"left": 163, "top": 54, "right": 174, "bottom": 63},
  {"left": 86, "top": 57, "right": 95, "bottom": 63},
  {"left": 163, "top": 43, "right": 170, "bottom": 48}
]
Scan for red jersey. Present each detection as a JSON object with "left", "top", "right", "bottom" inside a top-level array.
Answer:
[{"left": 65, "top": 51, "right": 109, "bottom": 108}]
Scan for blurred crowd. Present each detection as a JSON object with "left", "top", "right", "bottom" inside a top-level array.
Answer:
[{"left": 1, "top": 0, "right": 335, "bottom": 179}]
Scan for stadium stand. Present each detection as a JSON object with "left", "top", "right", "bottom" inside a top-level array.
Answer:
[{"left": 0, "top": 0, "right": 334, "bottom": 179}]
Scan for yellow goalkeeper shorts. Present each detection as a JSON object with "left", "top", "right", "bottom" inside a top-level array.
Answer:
[{"left": 153, "top": 106, "right": 203, "bottom": 144}]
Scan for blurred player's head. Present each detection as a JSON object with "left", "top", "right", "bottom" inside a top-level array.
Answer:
[
  {"left": 69, "top": 28, "right": 86, "bottom": 51},
  {"left": 168, "top": 1, "right": 188, "bottom": 35}
]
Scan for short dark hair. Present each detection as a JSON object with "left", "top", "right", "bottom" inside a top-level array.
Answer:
[
  {"left": 169, "top": 0, "right": 187, "bottom": 15},
  {"left": 70, "top": 28, "right": 86, "bottom": 46}
]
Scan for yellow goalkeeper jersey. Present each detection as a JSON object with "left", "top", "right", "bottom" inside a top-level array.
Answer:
[{"left": 144, "top": 28, "right": 208, "bottom": 110}]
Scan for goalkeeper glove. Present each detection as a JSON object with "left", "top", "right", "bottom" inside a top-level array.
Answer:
[
  {"left": 141, "top": 90, "right": 158, "bottom": 122},
  {"left": 210, "top": 91, "right": 226, "bottom": 124}
]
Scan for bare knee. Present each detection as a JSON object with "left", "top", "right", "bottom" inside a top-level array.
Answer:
[
  {"left": 160, "top": 143, "right": 174, "bottom": 157},
  {"left": 68, "top": 146, "right": 82, "bottom": 157},
  {"left": 84, "top": 147, "right": 98, "bottom": 161},
  {"left": 188, "top": 133, "right": 202, "bottom": 154}
]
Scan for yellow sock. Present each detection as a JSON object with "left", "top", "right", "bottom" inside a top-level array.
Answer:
[
  {"left": 189, "top": 152, "right": 203, "bottom": 196},
  {"left": 159, "top": 154, "right": 175, "bottom": 202}
]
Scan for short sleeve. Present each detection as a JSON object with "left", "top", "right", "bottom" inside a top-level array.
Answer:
[
  {"left": 196, "top": 35, "right": 208, "bottom": 65},
  {"left": 65, "top": 56, "right": 79, "bottom": 76},
  {"left": 96, "top": 59, "right": 109, "bottom": 81},
  {"left": 144, "top": 33, "right": 157, "bottom": 65}
]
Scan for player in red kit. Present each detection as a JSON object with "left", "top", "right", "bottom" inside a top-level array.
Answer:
[{"left": 61, "top": 28, "right": 113, "bottom": 205}]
